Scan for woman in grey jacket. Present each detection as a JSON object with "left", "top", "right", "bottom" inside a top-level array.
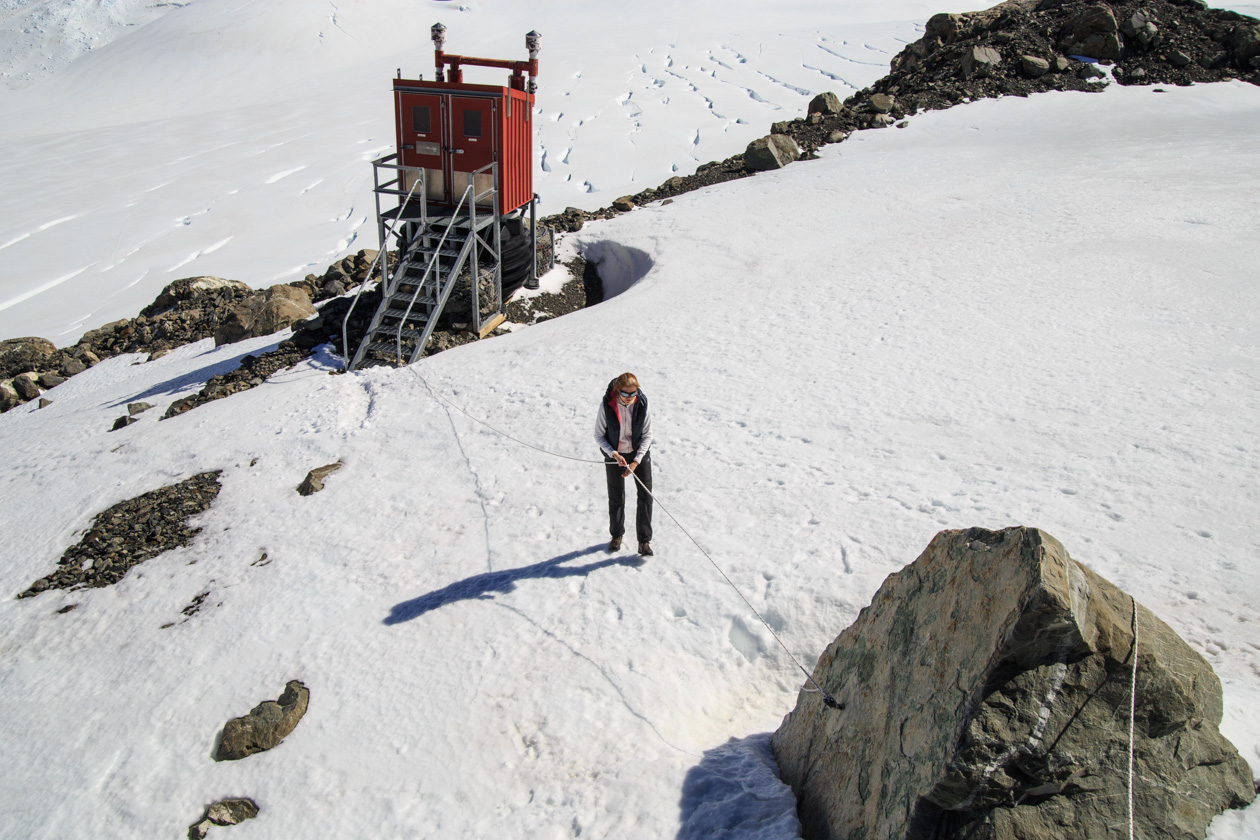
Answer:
[{"left": 594, "top": 372, "right": 654, "bottom": 556}]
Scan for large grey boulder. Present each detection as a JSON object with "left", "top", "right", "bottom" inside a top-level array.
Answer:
[
  {"left": 1058, "top": 5, "right": 1122, "bottom": 62},
  {"left": 744, "top": 134, "right": 800, "bottom": 172},
  {"left": 772, "top": 526, "right": 1254, "bottom": 840},
  {"left": 215, "top": 680, "right": 309, "bottom": 761},
  {"left": 0, "top": 336, "right": 57, "bottom": 380},
  {"left": 213, "top": 285, "right": 316, "bottom": 346}
]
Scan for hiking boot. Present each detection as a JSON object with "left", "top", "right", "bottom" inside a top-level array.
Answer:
[
  {"left": 608, "top": 536, "right": 622, "bottom": 551},
  {"left": 638, "top": 542, "right": 653, "bottom": 557}
]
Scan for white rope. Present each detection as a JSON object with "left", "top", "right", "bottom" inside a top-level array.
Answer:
[
  {"left": 1128, "top": 597, "right": 1140, "bottom": 840},
  {"left": 407, "top": 366, "right": 843, "bottom": 709}
]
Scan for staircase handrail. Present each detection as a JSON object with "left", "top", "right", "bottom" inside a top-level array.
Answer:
[
  {"left": 395, "top": 183, "right": 476, "bottom": 363},
  {"left": 341, "top": 168, "right": 424, "bottom": 367}
]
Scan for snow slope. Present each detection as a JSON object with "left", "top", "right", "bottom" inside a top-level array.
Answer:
[
  {"left": 0, "top": 0, "right": 984, "bottom": 343},
  {"left": 2, "top": 73, "right": 1259, "bottom": 837}
]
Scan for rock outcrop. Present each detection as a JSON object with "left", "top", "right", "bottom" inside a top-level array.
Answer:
[
  {"left": 19, "top": 471, "right": 223, "bottom": 597},
  {"left": 215, "top": 680, "right": 309, "bottom": 761},
  {"left": 772, "top": 526, "right": 1254, "bottom": 840}
]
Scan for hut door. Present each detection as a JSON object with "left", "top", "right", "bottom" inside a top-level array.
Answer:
[
  {"left": 397, "top": 92, "right": 445, "bottom": 204},
  {"left": 449, "top": 96, "right": 496, "bottom": 207}
]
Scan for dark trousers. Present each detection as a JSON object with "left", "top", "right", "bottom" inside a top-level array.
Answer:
[{"left": 605, "top": 450, "right": 652, "bottom": 543}]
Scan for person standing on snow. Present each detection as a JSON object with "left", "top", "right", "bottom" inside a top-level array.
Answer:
[{"left": 594, "top": 372, "right": 653, "bottom": 556}]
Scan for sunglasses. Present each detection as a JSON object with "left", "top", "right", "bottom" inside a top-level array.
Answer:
[{"left": 618, "top": 390, "right": 638, "bottom": 399}]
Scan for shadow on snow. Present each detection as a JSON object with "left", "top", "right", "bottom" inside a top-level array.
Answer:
[
  {"left": 383, "top": 544, "right": 644, "bottom": 625},
  {"left": 677, "top": 733, "right": 802, "bottom": 840}
]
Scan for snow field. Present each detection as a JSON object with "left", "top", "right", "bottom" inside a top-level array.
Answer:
[
  {"left": 0, "top": 0, "right": 979, "bottom": 343},
  {"left": 2, "top": 77, "right": 1258, "bottom": 838}
]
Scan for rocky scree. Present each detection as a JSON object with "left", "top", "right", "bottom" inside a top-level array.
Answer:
[
  {"left": 19, "top": 471, "right": 223, "bottom": 598},
  {"left": 0, "top": 251, "right": 380, "bottom": 413}
]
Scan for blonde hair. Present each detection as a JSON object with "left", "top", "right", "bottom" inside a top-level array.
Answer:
[{"left": 614, "top": 372, "right": 639, "bottom": 391}]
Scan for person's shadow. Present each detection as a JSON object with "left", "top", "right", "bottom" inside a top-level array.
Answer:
[{"left": 383, "top": 544, "right": 645, "bottom": 625}]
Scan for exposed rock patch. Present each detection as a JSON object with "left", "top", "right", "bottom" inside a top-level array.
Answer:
[
  {"left": 772, "top": 526, "right": 1255, "bottom": 840},
  {"left": 18, "top": 471, "right": 223, "bottom": 597},
  {"left": 214, "top": 680, "right": 309, "bottom": 761},
  {"left": 539, "top": 1, "right": 1258, "bottom": 237},
  {"left": 0, "top": 251, "right": 381, "bottom": 413}
]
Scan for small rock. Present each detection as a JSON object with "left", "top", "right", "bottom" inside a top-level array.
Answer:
[
  {"left": 895, "top": 121, "right": 909, "bottom": 129},
  {"left": 127, "top": 402, "right": 154, "bottom": 416},
  {"left": 827, "top": 129, "right": 848, "bottom": 143},
  {"left": 215, "top": 680, "right": 310, "bottom": 760},
  {"left": 1080, "top": 63, "right": 1108, "bottom": 79},
  {"left": 1054, "top": 55, "right": 1072, "bottom": 73},
  {"left": 207, "top": 798, "right": 260, "bottom": 826},
  {"left": 612, "top": 195, "right": 635, "bottom": 212},
  {"left": 297, "top": 461, "right": 343, "bottom": 496},
  {"left": 1200, "top": 51, "right": 1230, "bottom": 70},
  {"left": 807, "top": 91, "right": 842, "bottom": 115},
  {"left": 37, "top": 372, "right": 66, "bottom": 389},
  {"left": 188, "top": 798, "right": 259, "bottom": 840},
  {"left": 807, "top": 113, "right": 822, "bottom": 125},
  {"left": 869, "top": 93, "right": 896, "bottom": 113},
  {"left": 1169, "top": 49, "right": 1192, "bottom": 67},
  {"left": 870, "top": 113, "right": 896, "bottom": 128},
  {"left": 61, "top": 358, "right": 87, "bottom": 376},
  {"left": 1021, "top": 55, "right": 1050, "bottom": 78},
  {"left": 13, "top": 372, "right": 41, "bottom": 400},
  {"left": 0, "top": 380, "right": 20, "bottom": 411},
  {"left": 961, "top": 45, "right": 1002, "bottom": 78},
  {"left": 111, "top": 416, "right": 138, "bottom": 431},
  {"left": 37, "top": 397, "right": 52, "bottom": 409}
]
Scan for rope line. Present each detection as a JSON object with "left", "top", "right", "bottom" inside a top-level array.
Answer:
[
  {"left": 1128, "top": 597, "right": 1140, "bottom": 840},
  {"left": 408, "top": 366, "right": 843, "bottom": 710}
]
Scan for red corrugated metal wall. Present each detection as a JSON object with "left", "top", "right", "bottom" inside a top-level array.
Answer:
[{"left": 498, "top": 88, "right": 533, "bottom": 213}]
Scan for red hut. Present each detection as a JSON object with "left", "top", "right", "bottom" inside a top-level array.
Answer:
[{"left": 346, "top": 25, "right": 544, "bottom": 370}]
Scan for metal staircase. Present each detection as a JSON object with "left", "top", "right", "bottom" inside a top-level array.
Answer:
[{"left": 343, "top": 159, "right": 504, "bottom": 370}]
